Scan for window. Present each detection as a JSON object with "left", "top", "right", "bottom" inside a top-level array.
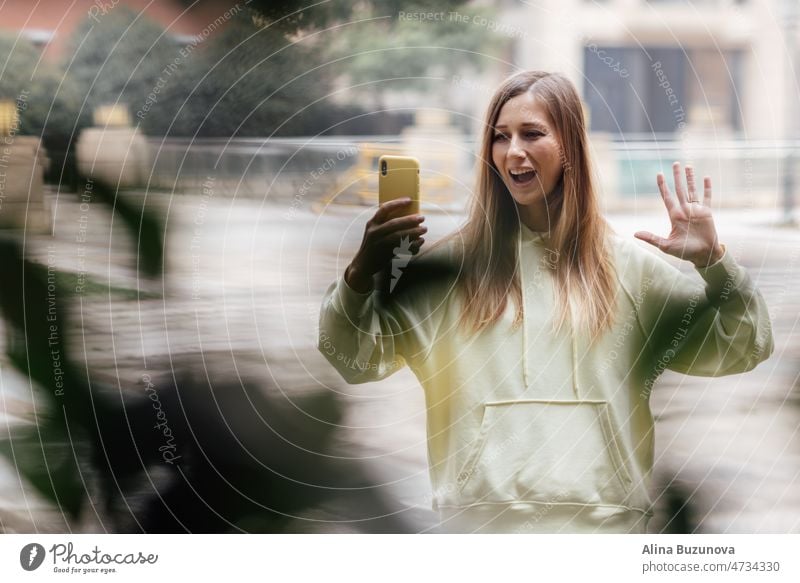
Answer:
[{"left": 583, "top": 45, "right": 743, "bottom": 137}]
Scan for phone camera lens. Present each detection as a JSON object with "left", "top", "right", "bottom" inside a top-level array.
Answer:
[{"left": 381, "top": 160, "right": 387, "bottom": 176}]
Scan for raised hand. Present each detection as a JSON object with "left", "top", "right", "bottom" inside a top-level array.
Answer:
[
  {"left": 345, "top": 198, "right": 427, "bottom": 293},
  {"left": 634, "top": 162, "right": 725, "bottom": 268}
]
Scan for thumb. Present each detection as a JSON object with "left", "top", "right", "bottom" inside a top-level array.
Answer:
[{"left": 634, "top": 231, "right": 667, "bottom": 250}]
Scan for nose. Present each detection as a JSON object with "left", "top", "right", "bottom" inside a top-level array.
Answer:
[{"left": 507, "top": 135, "right": 525, "bottom": 159}]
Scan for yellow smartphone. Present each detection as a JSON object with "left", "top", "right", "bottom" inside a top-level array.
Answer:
[{"left": 378, "top": 155, "right": 420, "bottom": 221}]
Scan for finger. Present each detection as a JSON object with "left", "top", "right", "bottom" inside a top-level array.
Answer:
[
  {"left": 410, "top": 237, "right": 425, "bottom": 253},
  {"left": 386, "top": 224, "right": 427, "bottom": 243},
  {"left": 685, "top": 165, "right": 698, "bottom": 203},
  {"left": 656, "top": 172, "right": 677, "bottom": 213},
  {"left": 403, "top": 225, "right": 428, "bottom": 239},
  {"left": 374, "top": 197, "right": 414, "bottom": 224},
  {"left": 672, "top": 161, "right": 688, "bottom": 205},
  {"left": 377, "top": 213, "right": 425, "bottom": 235},
  {"left": 634, "top": 231, "right": 668, "bottom": 251},
  {"left": 702, "top": 176, "right": 712, "bottom": 207}
]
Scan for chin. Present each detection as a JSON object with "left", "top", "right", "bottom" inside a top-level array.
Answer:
[{"left": 508, "top": 186, "right": 546, "bottom": 206}]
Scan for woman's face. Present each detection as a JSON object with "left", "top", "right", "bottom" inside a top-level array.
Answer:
[{"left": 491, "top": 92, "right": 564, "bottom": 213}]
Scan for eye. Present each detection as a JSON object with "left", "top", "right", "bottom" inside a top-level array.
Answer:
[
  {"left": 492, "top": 133, "right": 507, "bottom": 142},
  {"left": 525, "top": 131, "right": 544, "bottom": 139}
]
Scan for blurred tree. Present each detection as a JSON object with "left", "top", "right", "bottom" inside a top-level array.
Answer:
[
  {"left": 21, "top": 66, "right": 90, "bottom": 139},
  {"left": 4, "top": 1, "right": 498, "bottom": 144},
  {"left": 0, "top": 34, "right": 86, "bottom": 136},
  {"left": 322, "top": 2, "right": 504, "bottom": 112},
  {"left": 3, "top": 8, "right": 180, "bottom": 188},
  {"left": 242, "top": 0, "right": 501, "bottom": 126},
  {"left": 176, "top": 0, "right": 474, "bottom": 35},
  {"left": 0, "top": 33, "right": 89, "bottom": 189},
  {"left": 144, "top": 0, "right": 492, "bottom": 137},
  {"left": 64, "top": 6, "right": 179, "bottom": 118},
  {"left": 0, "top": 34, "right": 43, "bottom": 103},
  {"left": 143, "top": 9, "right": 332, "bottom": 137}
]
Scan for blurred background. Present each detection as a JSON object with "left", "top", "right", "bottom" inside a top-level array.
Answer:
[{"left": 0, "top": 0, "right": 798, "bottom": 533}]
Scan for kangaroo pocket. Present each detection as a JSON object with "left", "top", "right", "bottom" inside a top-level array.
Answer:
[{"left": 455, "top": 399, "right": 633, "bottom": 507}]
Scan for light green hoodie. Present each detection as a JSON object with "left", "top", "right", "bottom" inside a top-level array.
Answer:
[{"left": 317, "top": 222, "right": 774, "bottom": 533}]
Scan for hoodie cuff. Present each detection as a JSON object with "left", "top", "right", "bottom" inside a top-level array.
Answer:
[
  {"left": 694, "top": 244, "right": 746, "bottom": 300},
  {"left": 332, "top": 273, "right": 374, "bottom": 320}
]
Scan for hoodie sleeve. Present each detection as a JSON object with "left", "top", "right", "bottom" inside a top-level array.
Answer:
[
  {"left": 636, "top": 244, "right": 774, "bottom": 376},
  {"left": 317, "top": 247, "right": 452, "bottom": 385}
]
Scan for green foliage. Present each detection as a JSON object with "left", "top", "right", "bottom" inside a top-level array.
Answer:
[
  {"left": 327, "top": 3, "right": 503, "bottom": 90},
  {"left": 244, "top": 0, "right": 358, "bottom": 34},
  {"left": 21, "top": 69, "right": 91, "bottom": 139},
  {"left": 142, "top": 10, "right": 333, "bottom": 137},
  {"left": 3, "top": 1, "right": 493, "bottom": 141},
  {"left": 0, "top": 178, "right": 165, "bottom": 521},
  {"left": 144, "top": 1, "right": 495, "bottom": 137},
  {"left": 0, "top": 419, "right": 87, "bottom": 519},
  {"left": 65, "top": 6, "right": 178, "bottom": 117},
  {"left": 245, "top": 0, "right": 474, "bottom": 33},
  {"left": 0, "top": 34, "right": 87, "bottom": 138},
  {"left": 0, "top": 235, "right": 93, "bottom": 519},
  {"left": 90, "top": 181, "right": 164, "bottom": 277},
  {"left": 0, "top": 34, "right": 44, "bottom": 102}
]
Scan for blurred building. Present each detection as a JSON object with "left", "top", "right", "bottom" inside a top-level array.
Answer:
[{"left": 505, "top": 0, "right": 796, "bottom": 142}]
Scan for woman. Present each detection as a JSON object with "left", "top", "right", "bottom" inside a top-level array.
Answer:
[{"left": 317, "top": 70, "right": 774, "bottom": 533}]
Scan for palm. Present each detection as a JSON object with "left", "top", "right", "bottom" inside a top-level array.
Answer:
[{"left": 635, "top": 162, "right": 723, "bottom": 268}]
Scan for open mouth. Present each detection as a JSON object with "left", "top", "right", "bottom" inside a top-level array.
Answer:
[{"left": 509, "top": 169, "right": 537, "bottom": 187}]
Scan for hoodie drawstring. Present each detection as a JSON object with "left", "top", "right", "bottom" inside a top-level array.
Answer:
[
  {"left": 570, "top": 308, "right": 580, "bottom": 399},
  {"left": 519, "top": 230, "right": 530, "bottom": 389}
]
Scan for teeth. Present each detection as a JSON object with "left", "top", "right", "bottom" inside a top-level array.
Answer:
[{"left": 510, "top": 169, "right": 534, "bottom": 176}]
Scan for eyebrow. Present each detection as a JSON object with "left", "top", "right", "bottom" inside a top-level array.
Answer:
[{"left": 494, "top": 122, "right": 548, "bottom": 131}]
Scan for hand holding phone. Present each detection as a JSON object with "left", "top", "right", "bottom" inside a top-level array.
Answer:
[
  {"left": 345, "top": 199, "right": 427, "bottom": 293},
  {"left": 344, "top": 157, "right": 426, "bottom": 293}
]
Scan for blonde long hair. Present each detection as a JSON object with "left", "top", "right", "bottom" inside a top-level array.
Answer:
[{"left": 427, "top": 70, "right": 617, "bottom": 343}]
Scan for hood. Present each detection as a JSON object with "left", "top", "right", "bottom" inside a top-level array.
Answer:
[{"left": 517, "top": 223, "right": 580, "bottom": 397}]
